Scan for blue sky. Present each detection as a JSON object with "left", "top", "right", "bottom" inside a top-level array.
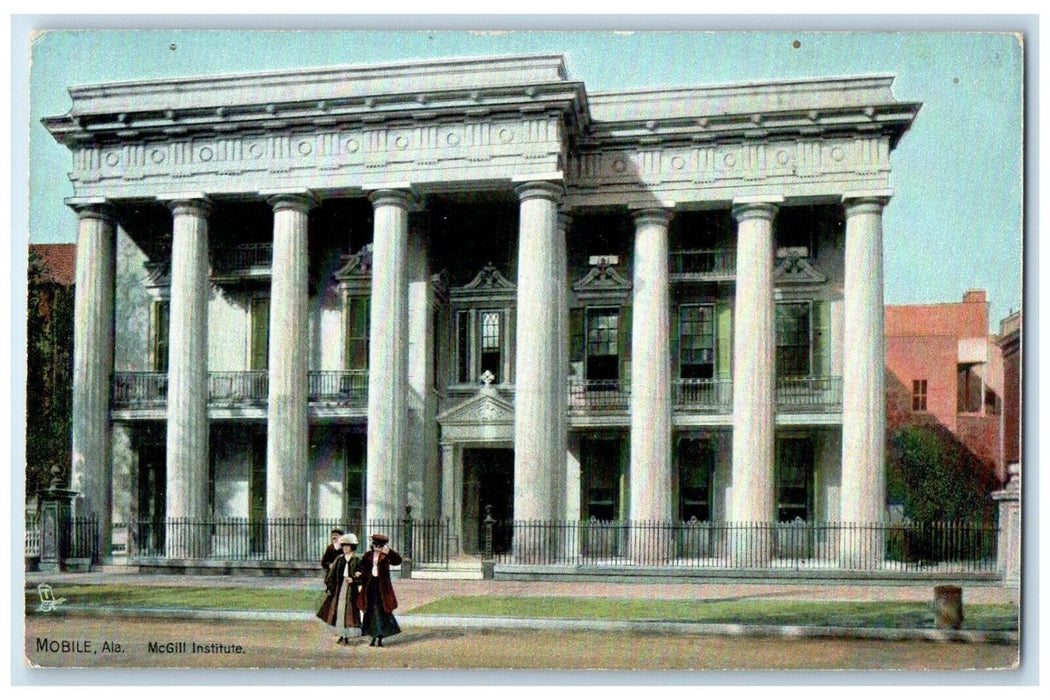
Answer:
[{"left": 24, "top": 29, "right": 1023, "bottom": 329}]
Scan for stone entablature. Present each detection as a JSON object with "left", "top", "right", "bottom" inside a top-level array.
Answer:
[{"left": 46, "top": 56, "right": 918, "bottom": 207}]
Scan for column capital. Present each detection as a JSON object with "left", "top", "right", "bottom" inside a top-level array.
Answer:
[
  {"left": 368, "top": 187, "right": 414, "bottom": 210},
  {"left": 65, "top": 197, "right": 114, "bottom": 222},
  {"left": 262, "top": 189, "right": 319, "bottom": 213},
  {"left": 842, "top": 191, "right": 892, "bottom": 215},
  {"left": 731, "top": 196, "right": 783, "bottom": 223},
  {"left": 158, "top": 194, "right": 213, "bottom": 218},
  {"left": 514, "top": 180, "right": 563, "bottom": 204},
  {"left": 631, "top": 207, "right": 673, "bottom": 227}
]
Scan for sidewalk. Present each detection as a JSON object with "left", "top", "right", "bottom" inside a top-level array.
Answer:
[{"left": 24, "top": 569, "right": 1020, "bottom": 608}]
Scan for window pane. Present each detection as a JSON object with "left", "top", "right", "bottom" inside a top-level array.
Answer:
[
  {"left": 776, "top": 438, "right": 813, "bottom": 522},
  {"left": 679, "top": 304, "right": 715, "bottom": 377},
  {"left": 775, "top": 302, "right": 810, "bottom": 377}
]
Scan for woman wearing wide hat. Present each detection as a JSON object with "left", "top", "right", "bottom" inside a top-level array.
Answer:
[
  {"left": 355, "top": 533, "right": 402, "bottom": 647},
  {"left": 316, "top": 533, "right": 362, "bottom": 645}
]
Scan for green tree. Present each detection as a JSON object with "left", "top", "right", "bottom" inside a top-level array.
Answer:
[
  {"left": 25, "top": 250, "right": 75, "bottom": 497},
  {"left": 887, "top": 424, "right": 997, "bottom": 522}
]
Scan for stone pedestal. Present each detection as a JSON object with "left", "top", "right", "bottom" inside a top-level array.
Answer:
[
  {"left": 992, "top": 462, "right": 1021, "bottom": 587},
  {"left": 265, "top": 192, "right": 316, "bottom": 559},
  {"left": 839, "top": 195, "right": 889, "bottom": 568},
  {"left": 367, "top": 189, "right": 411, "bottom": 529},
  {"left": 69, "top": 202, "right": 116, "bottom": 558},
  {"left": 163, "top": 198, "right": 212, "bottom": 558},
  {"left": 513, "top": 180, "right": 563, "bottom": 560},
  {"left": 729, "top": 199, "right": 779, "bottom": 567}
]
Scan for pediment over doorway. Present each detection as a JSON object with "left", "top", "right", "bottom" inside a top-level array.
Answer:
[
  {"left": 774, "top": 256, "right": 828, "bottom": 287},
  {"left": 437, "top": 388, "right": 515, "bottom": 427}
]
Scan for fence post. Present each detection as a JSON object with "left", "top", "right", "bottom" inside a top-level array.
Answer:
[
  {"left": 481, "top": 504, "right": 495, "bottom": 579},
  {"left": 401, "top": 505, "right": 413, "bottom": 579},
  {"left": 992, "top": 462, "right": 1021, "bottom": 587}
]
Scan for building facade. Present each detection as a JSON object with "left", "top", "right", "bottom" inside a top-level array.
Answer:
[
  {"left": 885, "top": 290, "right": 1003, "bottom": 485},
  {"left": 44, "top": 55, "right": 920, "bottom": 564}
]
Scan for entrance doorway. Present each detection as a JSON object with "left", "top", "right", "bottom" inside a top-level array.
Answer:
[
  {"left": 137, "top": 444, "right": 166, "bottom": 555},
  {"left": 462, "top": 448, "right": 514, "bottom": 554}
]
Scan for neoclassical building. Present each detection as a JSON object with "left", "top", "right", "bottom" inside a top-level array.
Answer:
[{"left": 44, "top": 54, "right": 920, "bottom": 564}]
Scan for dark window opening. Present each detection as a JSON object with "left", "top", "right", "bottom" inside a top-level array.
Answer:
[
  {"left": 679, "top": 304, "right": 715, "bottom": 379},
  {"left": 776, "top": 437, "right": 814, "bottom": 522},
  {"left": 912, "top": 379, "right": 928, "bottom": 412},
  {"left": 586, "top": 308, "right": 619, "bottom": 382},
  {"left": 479, "top": 311, "right": 502, "bottom": 382},
  {"left": 679, "top": 439, "right": 714, "bottom": 522},
  {"left": 775, "top": 302, "right": 811, "bottom": 377}
]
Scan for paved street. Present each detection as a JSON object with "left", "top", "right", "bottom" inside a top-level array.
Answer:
[{"left": 25, "top": 615, "right": 1018, "bottom": 671}]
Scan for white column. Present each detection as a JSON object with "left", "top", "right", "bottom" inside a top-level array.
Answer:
[
  {"left": 366, "top": 188, "right": 411, "bottom": 529},
  {"left": 440, "top": 442, "right": 460, "bottom": 554},
  {"left": 69, "top": 201, "right": 115, "bottom": 556},
  {"left": 406, "top": 216, "right": 433, "bottom": 517},
  {"left": 629, "top": 208, "right": 673, "bottom": 527},
  {"left": 840, "top": 194, "right": 889, "bottom": 567},
  {"left": 555, "top": 212, "right": 571, "bottom": 523},
  {"left": 729, "top": 198, "right": 780, "bottom": 566},
  {"left": 264, "top": 192, "right": 315, "bottom": 538},
  {"left": 513, "top": 180, "right": 563, "bottom": 539},
  {"left": 162, "top": 197, "right": 212, "bottom": 557}
]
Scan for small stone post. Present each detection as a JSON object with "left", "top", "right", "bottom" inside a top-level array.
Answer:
[
  {"left": 482, "top": 504, "right": 496, "bottom": 580},
  {"left": 401, "top": 505, "right": 414, "bottom": 579},
  {"left": 933, "top": 585, "right": 964, "bottom": 630}
]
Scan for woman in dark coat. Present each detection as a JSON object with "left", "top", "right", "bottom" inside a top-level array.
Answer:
[
  {"left": 355, "top": 533, "right": 402, "bottom": 647},
  {"left": 316, "top": 533, "right": 361, "bottom": 645}
]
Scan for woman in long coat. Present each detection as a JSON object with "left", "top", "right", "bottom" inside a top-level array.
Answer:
[
  {"left": 316, "top": 533, "right": 361, "bottom": 645},
  {"left": 355, "top": 533, "right": 402, "bottom": 647}
]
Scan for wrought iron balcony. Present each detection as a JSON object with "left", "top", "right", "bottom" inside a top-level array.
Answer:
[
  {"left": 113, "top": 370, "right": 368, "bottom": 409},
  {"left": 775, "top": 376, "right": 843, "bottom": 412},
  {"left": 673, "top": 378, "right": 733, "bottom": 411},
  {"left": 308, "top": 370, "right": 369, "bottom": 406},
  {"left": 113, "top": 372, "right": 168, "bottom": 407},
  {"left": 211, "top": 243, "right": 272, "bottom": 275},
  {"left": 669, "top": 249, "right": 736, "bottom": 281},
  {"left": 208, "top": 371, "right": 269, "bottom": 405},
  {"left": 567, "top": 378, "right": 631, "bottom": 412}
]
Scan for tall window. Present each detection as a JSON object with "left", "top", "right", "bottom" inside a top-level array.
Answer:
[
  {"left": 249, "top": 297, "right": 270, "bottom": 371},
  {"left": 455, "top": 309, "right": 506, "bottom": 383},
  {"left": 586, "top": 308, "right": 619, "bottom": 382},
  {"left": 775, "top": 437, "right": 814, "bottom": 522},
  {"left": 957, "top": 364, "right": 983, "bottom": 413},
  {"left": 344, "top": 433, "right": 366, "bottom": 527},
  {"left": 679, "top": 304, "right": 715, "bottom": 379},
  {"left": 479, "top": 311, "right": 503, "bottom": 380},
  {"left": 678, "top": 439, "right": 714, "bottom": 521},
  {"left": 152, "top": 300, "right": 169, "bottom": 372},
  {"left": 912, "top": 379, "right": 928, "bottom": 411},
  {"left": 582, "top": 438, "right": 622, "bottom": 521},
  {"left": 345, "top": 296, "right": 369, "bottom": 370},
  {"left": 775, "top": 302, "right": 811, "bottom": 377}
]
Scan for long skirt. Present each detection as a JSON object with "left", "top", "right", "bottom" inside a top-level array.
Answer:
[
  {"left": 331, "top": 579, "right": 360, "bottom": 638},
  {"left": 361, "top": 579, "right": 401, "bottom": 639}
]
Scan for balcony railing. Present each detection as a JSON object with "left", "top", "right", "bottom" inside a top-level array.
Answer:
[
  {"left": 673, "top": 378, "right": 733, "bottom": 411},
  {"left": 670, "top": 249, "right": 736, "bottom": 280},
  {"left": 309, "top": 370, "right": 369, "bottom": 406},
  {"left": 775, "top": 376, "right": 843, "bottom": 411},
  {"left": 567, "top": 378, "right": 630, "bottom": 411},
  {"left": 211, "top": 243, "right": 272, "bottom": 275},
  {"left": 209, "top": 371, "right": 269, "bottom": 405},
  {"left": 113, "top": 372, "right": 169, "bottom": 407},
  {"left": 113, "top": 371, "right": 368, "bottom": 409}
]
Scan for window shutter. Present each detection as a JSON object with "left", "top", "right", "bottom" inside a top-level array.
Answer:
[
  {"left": 716, "top": 302, "right": 732, "bottom": 379},
  {"left": 250, "top": 297, "right": 270, "bottom": 371},
  {"left": 569, "top": 308, "right": 584, "bottom": 364},
  {"left": 813, "top": 300, "right": 831, "bottom": 377},
  {"left": 670, "top": 305, "right": 680, "bottom": 377},
  {"left": 619, "top": 304, "right": 632, "bottom": 384}
]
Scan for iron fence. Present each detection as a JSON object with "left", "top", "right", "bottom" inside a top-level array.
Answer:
[
  {"left": 209, "top": 371, "right": 268, "bottom": 405},
  {"left": 25, "top": 512, "right": 41, "bottom": 557},
  {"left": 113, "top": 372, "right": 169, "bottom": 407},
  {"left": 488, "top": 519, "right": 999, "bottom": 572},
  {"left": 212, "top": 243, "right": 273, "bottom": 273},
  {"left": 67, "top": 515, "right": 100, "bottom": 563},
  {"left": 133, "top": 515, "right": 451, "bottom": 567}
]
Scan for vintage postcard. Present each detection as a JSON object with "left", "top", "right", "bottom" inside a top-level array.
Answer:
[{"left": 18, "top": 24, "right": 1024, "bottom": 677}]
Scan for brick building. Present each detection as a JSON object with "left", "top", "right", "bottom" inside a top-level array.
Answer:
[{"left": 885, "top": 289, "right": 1003, "bottom": 484}]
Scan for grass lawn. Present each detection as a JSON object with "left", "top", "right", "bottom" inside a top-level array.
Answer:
[
  {"left": 25, "top": 585, "right": 1018, "bottom": 631},
  {"left": 409, "top": 595, "right": 1019, "bottom": 631}
]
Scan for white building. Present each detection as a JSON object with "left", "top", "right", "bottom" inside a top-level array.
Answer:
[{"left": 44, "top": 54, "right": 920, "bottom": 566}]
